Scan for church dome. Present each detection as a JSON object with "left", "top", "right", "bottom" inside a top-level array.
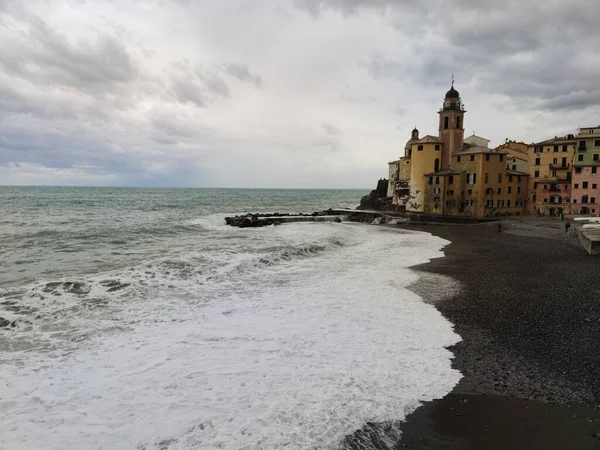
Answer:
[
  {"left": 404, "top": 137, "right": 419, "bottom": 150},
  {"left": 445, "top": 86, "right": 460, "bottom": 99}
]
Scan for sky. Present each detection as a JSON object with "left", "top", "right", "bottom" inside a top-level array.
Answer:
[{"left": 0, "top": 0, "right": 599, "bottom": 188}]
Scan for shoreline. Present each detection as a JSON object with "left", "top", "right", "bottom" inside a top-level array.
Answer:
[{"left": 393, "top": 219, "right": 600, "bottom": 449}]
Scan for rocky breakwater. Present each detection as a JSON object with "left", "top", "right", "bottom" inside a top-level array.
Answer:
[{"left": 225, "top": 209, "right": 345, "bottom": 228}]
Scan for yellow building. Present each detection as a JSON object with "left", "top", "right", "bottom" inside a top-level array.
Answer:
[{"left": 527, "top": 135, "right": 576, "bottom": 216}]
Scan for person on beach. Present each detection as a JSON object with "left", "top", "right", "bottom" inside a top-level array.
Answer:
[{"left": 565, "top": 221, "right": 570, "bottom": 233}]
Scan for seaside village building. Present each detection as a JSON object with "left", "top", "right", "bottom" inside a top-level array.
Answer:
[{"left": 388, "top": 84, "right": 529, "bottom": 217}]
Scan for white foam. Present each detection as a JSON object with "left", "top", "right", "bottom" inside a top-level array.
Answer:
[{"left": 0, "top": 224, "right": 461, "bottom": 450}]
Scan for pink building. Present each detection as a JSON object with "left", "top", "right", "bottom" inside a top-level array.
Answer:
[{"left": 571, "top": 166, "right": 600, "bottom": 215}]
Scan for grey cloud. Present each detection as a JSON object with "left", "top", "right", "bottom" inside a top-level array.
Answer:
[
  {"left": 294, "top": 0, "right": 427, "bottom": 17},
  {"left": 343, "top": 0, "right": 600, "bottom": 111},
  {"left": 322, "top": 123, "right": 341, "bottom": 136},
  {"left": 198, "top": 70, "right": 231, "bottom": 97},
  {"left": 223, "top": 63, "right": 263, "bottom": 87},
  {"left": 0, "top": 11, "right": 137, "bottom": 92},
  {"left": 539, "top": 91, "right": 600, "bottom": 111}
]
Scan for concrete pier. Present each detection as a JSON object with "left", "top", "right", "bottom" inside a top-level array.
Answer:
[{"left": 577, "top": 228, "right": 600, "bottom": 255}]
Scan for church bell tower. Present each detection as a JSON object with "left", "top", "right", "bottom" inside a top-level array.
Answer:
[{"left": 438, "top": 78, "right": 465, "bottom": 169}]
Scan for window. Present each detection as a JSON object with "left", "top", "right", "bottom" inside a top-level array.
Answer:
[
  {"left": 509, "top": 175, "right": 513, "bottom": 182},
  {"left": 595, "top": 140, "right": 600, "bottom": 147},
  {"left": 562, "top": 157, "right": 567, "bottom": 166},
  {"left": 554, "top": 145, "right": 558, "bottom": 152},
  {"left": 593, "top": 167, "right": 598, "bottom": 174},
  {"left": 499, "top": 154, "right": 504, "bottom": 162},
  {"left": 563, "top": 145, "right": 568, "bottom": 152},
  {"left": 592, "top": 197, "right": 597, "bottom": 204},
  {"left": 498, "top": 200, "right": 504, "bottom": 207},
  {"left": 508, "top": 186, "right": 512, "bottom": 194},
  {"left": 468, "top": 173, "right": 476, "bottom": 184},
  {"left": 435, "top": 176, "right": 440, "bottom": 185},
  {"left": 507, "top": 200, "right": 511, "bottom": 207},
  {"left": 512, "top": 165, "right": 517, "bottom": 170},
  {"left": 574, "top": 183, "right": 579, "bottom": 189},
  {"left": 533, "top": 194, "right": 537, "bottom": 202},
  {"left": 594, "top": 184, "right": 597, "bottom": 189},
  {"left": 575, "top": 167, "right": 582, "bottom": 174},
  {"left": 447, "top": 190, "right": 454, "bottom": 195},
  {"left": 433, "top": 187, "right": 440, "bottom": 194},
  {"left": 486, "top": 200, "right": 493, "bottom": 207},
  {"left": 535, "top": 158, "right": 540, "bottom": 165},
  {"left": 457, "top": 156, "right": 461, "bottom": 162},
  {"left": 579, "top": 141, "right": 587, "bottom": 151},
  {"left": 517, "top": 186, "right": 521, "bottom": 194},
  {"left": 470, "top": 155, "right": 475, "bottom": 161},
  {"left": 573, "top": 199, "right": 577, "bottom": 203},
  {"left": 418, "top": 145, "right": 424, "bottom": 151},
  {"left": 583, "top": 181, "right": 588, "bottom": 188},
  {"left": 497, "top": 188, "right": 502, "bottom": 195},
  {"left": 434, "top": 159, "right": 440, "bottom": 172},
  {"left": 408, "top": 149, "right": 412, "bottom": 157},
  {"left": 484, "top": 173, "right": 489, "bottom": 183},
  {"left": 582, "top": 195, "right": 589, "bottom": 204},
  {"left": 485, "top": 153, "right": 490, "bottom": 161},
  {"left": 552, "top": 157, "right": 558, "bottom": 164},
  {"left": 535, "top": 170, "right": 540, "bottom": 177},
  {"left": 457, "top": 117, "right": 461, "bottom": 128},
  {"left": 578, "top": 154, "right": 584, "bottom": 161},
  {"left": 444, "top": 117, "right": 449, "bottom": 129},
  {"left": 448, "top": 175, "right": 454, "bottom": 184},
  {"left": 435, "top": 144, "right": 440, "bottom": 150},
  {"left": 498, "top": 173, "right": 502, "bottom": 183},
  {"left": 594, "top": 154, "right": 599, "bottom": 161},
  {"left": 428, "top": 176, "right": 433, "bottom": 184}
]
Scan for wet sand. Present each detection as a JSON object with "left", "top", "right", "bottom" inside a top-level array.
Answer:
[{"left": 394, "top": 219, "right": 600, "bottom": 449}]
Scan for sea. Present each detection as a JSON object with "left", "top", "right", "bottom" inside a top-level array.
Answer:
[{"left": 0, "top": 187, "right": 461, "bottom": 450}]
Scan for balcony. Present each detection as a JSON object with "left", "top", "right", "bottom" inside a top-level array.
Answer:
[{"left": 550, "top": 163, "right": 570, "bottom": 170}]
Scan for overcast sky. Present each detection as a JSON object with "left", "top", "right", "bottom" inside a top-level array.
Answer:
[{"left": 0, "top": 0, "right": 599, "bottom": 188}]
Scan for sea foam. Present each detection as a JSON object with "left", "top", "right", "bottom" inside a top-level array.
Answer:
[{"left": 0, "top": 223, "right": 461, "bottom": 450}]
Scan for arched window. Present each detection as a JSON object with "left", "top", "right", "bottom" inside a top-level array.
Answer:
[
  {"left": 408, "top": 149, "right": 412, "bottom": 156},
  {"left": 434, "top": 158, "right": 440, "bottom": 172},
  {"left": 457, "top": 116, "right": 461, "bottom": 129},
  {"left": 444, "top": 117, "right": 449, "bottom": 129}
]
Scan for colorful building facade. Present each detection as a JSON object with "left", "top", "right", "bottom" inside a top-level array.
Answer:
[
  {"left": 527, "top": 136, "right": 576, "bottom": 216},
  {"left": 571, "top": 127, "right": 600, "bottom": 215}
]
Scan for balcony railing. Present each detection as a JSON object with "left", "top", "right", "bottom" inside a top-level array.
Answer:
[{"left": 550, "top": 163, "right": 570, "bottom": 170}]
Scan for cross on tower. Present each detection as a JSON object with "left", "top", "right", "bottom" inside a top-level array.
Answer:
[{"left": 451, "top": 74, "right": 455, "bottom": 87}]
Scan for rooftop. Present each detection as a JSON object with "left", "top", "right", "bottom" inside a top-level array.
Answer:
[
  {"left": 455, "top": 145, "right": 508, "bottom": 155},
  {"left": 416, "top": 135, "right": 443, "bottom": 144}
]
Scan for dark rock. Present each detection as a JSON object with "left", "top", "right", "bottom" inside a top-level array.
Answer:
[
  {"left": 0, "top": 317, "right": 10, "bottom": 327},
  {"left": 63, "top": 282, "right": 89, "bottom": 295},
  {"left": 107, "top": 283, "right": 131, "bottom": 293}
]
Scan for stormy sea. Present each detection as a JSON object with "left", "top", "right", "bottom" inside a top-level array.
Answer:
[{"left": 0, "top": 187, "right": 461, "bottom": 450}]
